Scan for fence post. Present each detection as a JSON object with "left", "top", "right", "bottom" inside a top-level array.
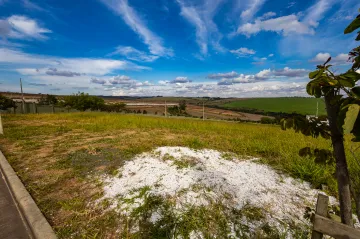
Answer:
[
  {"left": 33, "top": 103, "right": 38, "bottom": 114},
  {"left": 52, "top": 105, "right": 55, "bottom": 114},
  {"left": 312, "top": 194, "right": 329, "bottom": 239}
]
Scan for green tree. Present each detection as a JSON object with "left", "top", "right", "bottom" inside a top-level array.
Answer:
[
  {"left": 179, "top": 100, "right": 187, "bottom": 111},
  {"left": 62, "top": 92, "right": 105, "bottom": 111},
  {"left": 0, "top": 95, "right": 17, "bottom": 110},
  {"left": 39, "top": 94, "right": 58, "bottom": 105},
  {"left": 281, "top": 13, "right": 360, "bottom": 226}
]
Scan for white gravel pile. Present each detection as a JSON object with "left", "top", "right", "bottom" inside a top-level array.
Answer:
[{"left": 100, "top": 146, "right": 358, "bottom": 236}]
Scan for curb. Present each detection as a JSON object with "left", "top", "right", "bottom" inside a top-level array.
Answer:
[{"left": 0, "top": 150, "right": 57, "bottom": 239}]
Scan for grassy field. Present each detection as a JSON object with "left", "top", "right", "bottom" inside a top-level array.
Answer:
[
  {"left": 222, "top": 97, "right": 327, "bottom": 115},
  {"left": 0, "top": 113, "right": 358, "bottom": 238}
]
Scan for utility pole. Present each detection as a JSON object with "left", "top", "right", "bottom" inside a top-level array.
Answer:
[
  {"left": 316, "top": 101, "right": 319, "bottom": 117},
  {"left": 164, "top": 101, "right": 167, "bottom": 117},
  {"left": 20, "top": 78, "right": 25, "bottom": 114}
]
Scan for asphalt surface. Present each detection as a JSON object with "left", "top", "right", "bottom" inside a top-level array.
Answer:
[{"left": 0, "top": 167, "right": 31, "bottom": 239}]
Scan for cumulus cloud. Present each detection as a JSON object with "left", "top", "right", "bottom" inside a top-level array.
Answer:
[
  {"left": 169, "top": 76, "right": 192, "bottom": 84},
  {"left": 111, "top": 80, "right": 307, "bottom": 98},
  {"left": 90, "top": 77, "right": 106, "bottom": 84},
  {"left": 46, "top": 68, "right": 82, "bottom": 77},
  {"left": 237, "top": 0, "right": 340, "bottom": 38},
  {"left": 176, "top": 0, "right": 225, "bottom": 56},
  {"left": 110, "top": 46, "right": 159, "bottom": 62},
  {"left": 310, "top": 52, "right": 349, "bottom": 64},
  {"left": 238, "top": 15, "right": 315, "bottom": 37},
  {"left": 273, "top": 67, "right": 308, "bottom": 77},
  {"left": 230, "top": 47, "right": 256, "bottom": 57},
  {"left": 207, "top": 71, "right": 239, "bottom": 79},
  {"left": 100, "top": 0, "right": 173, "bottom": 57},
  {"left": 217, "top": 67, "right": 308, "bottom": 85},
  {"left": 268, "top": 53, "right": 274, "bottom": 57},
  {"left": 7, "top": 15, "right": 51, "bottom": 40},
  {"left": 109, "top": 75, "right": 133, "bottom": 85}
]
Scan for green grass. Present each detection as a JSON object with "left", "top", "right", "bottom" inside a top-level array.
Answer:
[
  {"left": 0, "top": 112, "right": 358, "bottom": 238},
  {"left": 222, "top": 97, "right": 327, "bottom": 115}
]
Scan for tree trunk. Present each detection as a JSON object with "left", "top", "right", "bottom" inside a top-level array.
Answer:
[{"left": 325, "top": 91, "right": 353, "bottom": 226}]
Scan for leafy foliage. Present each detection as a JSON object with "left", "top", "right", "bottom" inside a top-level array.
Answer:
[
  {"left": 299, "top": 147, "right": 335, "bottom": 165},
  {"left": 281, "top": 10, "right": 360, "bottom": 224},
  {"left": 0, "top": 95, "right": 17, "bottom": 110},
  {"left": 61, "top": 92, "right": 105, "bottom": 111},
  {"left": 168, "top": 101, "right": 188, "bottom": 116},
  {"left": 38, "top": 94, "right": 58, "bottom": 105}
]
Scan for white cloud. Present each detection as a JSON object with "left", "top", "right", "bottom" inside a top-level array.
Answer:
[
  {"left": 0, "top": 48, "right": 149, "bottom": 75},
  {"left": 100, "top": 0, "right": 173, "bottom": 57},
  {"left": 207, "top": 71, "right": 239, "bottom": 79},
  {"left": 169, "top": 76, "right": 192, "bottom": 84},
  {"left": 111, "top": 80, "right": 307, "bottom": 97},
  {"left": 310, "top": 52, "right": 349, "bottom": 64},
  {"left": 109, "top": 75, "right": 133, "bottom": 84},
  {"left": 240, "top": 0, "right": 266, "bottom": 21},
  {"left": 273, "top": 67, "right": 308, "bottom": 77},
  {"left": 302, "top": 0, "right": 335, "bottom": 27},
  {"left": 257, "top": 11, "right": 276, "bottom": 20},
  {"left": 0, "top": 20, "right": 11, "bottom": 38},
  {"left": 268, "top": 53, "right": 274, "bottom": 57},
  {"left": 7, "top": 15, "right": 51, "bottom": 40},
  {"left": 109, "top": 46, "right": 159, "bottom": 62},
  {"left": 238, "top": 14, "right": 314, "bottom": 37},
  {"left": 22, "top": 0, "right": 46, "bottom": 11},
  {"left": 238, "top": 0, "right": 341, "bottom": 38},
  {"left": 287, "top": 1, "right": 296, "bottom": 8},
  {"left": 176, "top": 0, "right": 225, "bottom": 56},
  {"left": 91, "top": 77, "right": 106, "bottom": 84},
  {"left": 217, "top": 67, "right": 308, "bottom": 85},
  {"left": 230, "top": 47, "right": 256, "bottom": 57},
  {"left": 45, "top": 68, "right": 82, "bottom": 77},
  {"left": 15, "top": 68, "right": 40, "bottom": 75},
  {"left": 107, "top": 75, "right": 153, "bottom": 89}
]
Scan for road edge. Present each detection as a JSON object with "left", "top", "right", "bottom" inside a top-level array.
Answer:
[{"left": 0, "top": 150, "right": 57, "bottom": 239}]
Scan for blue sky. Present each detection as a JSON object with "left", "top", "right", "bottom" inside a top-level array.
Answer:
[{"left": 0, "top": 0, "right": 359, "bottom": 97}]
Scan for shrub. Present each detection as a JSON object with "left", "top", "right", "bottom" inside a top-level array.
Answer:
[
  {"left": 61, "top": 92, "right": 105, "bottom": 111},
  {"left": 0, "top": 95, "right": 17, "bottom": 110}
]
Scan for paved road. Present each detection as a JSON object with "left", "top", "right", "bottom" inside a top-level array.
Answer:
[{"left": 0, "top": 167, "right": 32, "bottom": 239}]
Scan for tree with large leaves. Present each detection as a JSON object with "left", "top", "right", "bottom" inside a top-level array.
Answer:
[{"left": 281, "top": 12, "right": 360, "bottom": 226}]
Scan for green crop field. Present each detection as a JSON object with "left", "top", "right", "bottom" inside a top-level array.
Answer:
[
  {"left": 0, "top": 113, "right": 358, "bottom": 238},
  {"left": 222, "top": 97, "right": 327, "bottom": 115}
]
